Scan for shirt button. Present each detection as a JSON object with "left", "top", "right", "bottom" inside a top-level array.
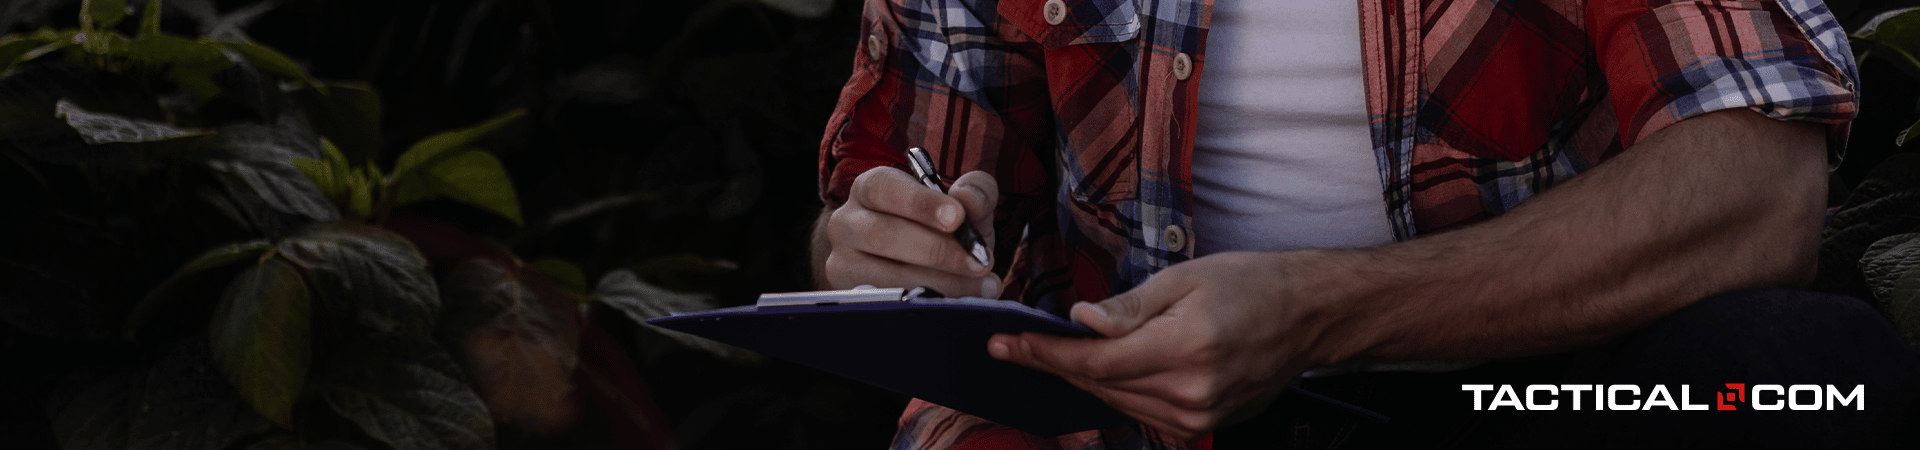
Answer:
[
  {"left": 1172, "top": 52, "right": 1193, "bottom": 81},
  {"left": 866, "top": 34, "right": 885, "bottom": 61},
  {"left": 1044, "top": 0, "right": 1067, "bottom": 25},
  {"left": 1163, "top": 225, "right": 1188, "bottom": 253}
]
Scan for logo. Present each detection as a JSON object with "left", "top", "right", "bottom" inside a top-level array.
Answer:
[{"left": 1461, "top": 384, "right": 1865, "bottom": 411}]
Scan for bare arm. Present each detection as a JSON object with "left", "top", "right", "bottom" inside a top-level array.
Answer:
[
  {"left": 990, "top": 109, "right": 1829, "bottom": 438},
  {"left": 1337, "top": 108, "right": 1826, "bottom": 359}
]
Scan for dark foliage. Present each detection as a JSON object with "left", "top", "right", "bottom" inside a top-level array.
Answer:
[{"left": 3, "top": 0, "right": 905, "bottom": 449}]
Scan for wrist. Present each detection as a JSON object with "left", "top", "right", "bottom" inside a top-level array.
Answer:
[{"left": 1268, "top": 249, "right": 1400, "bottom": 367}]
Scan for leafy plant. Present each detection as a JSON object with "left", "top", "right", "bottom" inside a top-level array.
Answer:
[
  {"left": 3, "top": 1, "right": 695, "bottom": 449},
  {"left": 1819, "top": 6, "right": 1920, "bottom": 352},
  {"left": 1850, "top": 7, "right": 1920, "bottom": 146},
  {"left": 5, "top": 0, "right": 913, "bottom": 449},
  {"left": 293, "top": 109, "right": 526, "bottom": 224}
]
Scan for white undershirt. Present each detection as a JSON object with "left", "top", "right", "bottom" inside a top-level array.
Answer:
[
  {"left": 1196, "top": 1, "right": 1482, "bottom": 376},
  {"left": 1191, "top": 0, "right": 1392, "bottom": 256}
]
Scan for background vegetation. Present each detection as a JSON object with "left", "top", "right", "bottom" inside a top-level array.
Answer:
[
  {"left": 1823, "top": 1, "right": 1920, "bottom": 354},
  {"left": 0, "top": 0, "right": 906, "bottom": 449}
]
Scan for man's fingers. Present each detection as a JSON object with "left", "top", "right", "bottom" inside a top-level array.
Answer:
[
  {"left": 988, "top": 331, "right": 1182, "bottom": 383},
  {"left": 1075, "top": 271, "right": 1193, "bottom": 337},
  {"left": 851, "top": 166, "right": 965, "bottom": 231},
  {"left": 829, "top": 206, "right": 990, "bottom": 276},
  {"left": 950, "top": 171, "right": 999, "bottom": 206},
  {"left": 988, "top": 334, "right": 1213, "bottom": 439},
  {"left": 948, "top": 170, "right": 999, "bottom": 257},
  {"left": 824, "top": 249, "right": 1001, "bottom": 296},
  {"left": 950, "top": 171, "right": 999, "bottom": 225}
]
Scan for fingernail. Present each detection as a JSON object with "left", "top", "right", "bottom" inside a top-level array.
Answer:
[
  {"left": 980, "top": 277, "right": 1001, "bottom": 298},
  {"left": 1074, "top": 302, "right": 1108, "bottom": 319},
  {"left": 937, "top": 204, "right": 962, "bottom": 228},
  {"left": 987, "top": 337, "right": 1011, "bottom": 359},
  {"left": 959, "top": 184, "right": 989, "bottom": 203}
]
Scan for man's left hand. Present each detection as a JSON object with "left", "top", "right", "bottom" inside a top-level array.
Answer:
[{"left": 987, "top": 251, "right": 1361, "bottom": 441}]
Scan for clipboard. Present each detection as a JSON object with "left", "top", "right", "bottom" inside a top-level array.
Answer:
[{"left": 646, "top": 287, "right": 1386, "bottom": 437}]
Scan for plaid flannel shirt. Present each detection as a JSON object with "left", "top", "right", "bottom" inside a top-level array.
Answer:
[{"left": 817, "top": 0, "right": 1858, "bottom": 448}]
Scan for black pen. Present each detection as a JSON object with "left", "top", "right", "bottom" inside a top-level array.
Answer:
[{"left": 905, "top": 147, "right": 992, "bottom": 266}]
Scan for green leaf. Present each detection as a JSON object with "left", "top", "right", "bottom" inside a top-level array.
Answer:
[
  {"left": 1859, "top": 8, "right": 1920, "bottom": 51},
  {"left": 294, "top": 139, "right": 356, "bottom": 215},
  {"left": 291, "top": 82, "right": 383, "bottom": 165},
  {"left": 317, "top": 336, "right": 495, "bottom": 450},
  {"left": 126, "top": 239, "right": 273, "bottom": 340},
  {"left": 279, "top": 225, "right": 441, "bottom": 336},
  {"left": 202, "top": 121, "right": 339, "bottom": 232},
  {"left": 1815, "top": 154, "right": 1920, "bottom": 299},
  {"left": 131, "top": 338, "right": 276, "bottom": 449},
  {"left": 84, "top": 0, "right": 130, "bottom": 30},
  {"left": 207, "top": 156, "right": 340, "bottom": 229},
  {"left": 528, "top": 258, "right": 588, "bottom": 295},
  {"left": 294, "top": 157, "right": 339, "bottom": 209},
  {"left": 54, "top": 98, "right": 209, "bottom": 145},
  {"left": 392, "top": 109, "right": 525, "bottom": 179},
  {"left": 138, "top": 0, "right": 164, "bottom": 38},
  {"left": 392, "top": 170, "right": 434, "bottom": 205},
  {"left": 50, "top": 339, "right": 276, "bottom": 450},
  {"left": 401, "top": 150, "right": 523, "bottom": 225},
  {"left": 1890, "top": 271, "right": 1920, "bottom": 352},
  {"left": 592, "top": 268, "right": 717, "bottom": 323},
  {"left": 322, "top": 137, "right": 352, "bottom": 176},
  {"left": 208, "top": 257, "right": 313, "bottom": 428},
  {"left": 170, "top": 64, "right": 225, "bottom": 99},
  {"left": 348, "top": 165, "right": 374, "bottom": 217},
  {"left": 1899, "top": 119, "right": 1920, "bottom": 147},
  {"left": 1863, "top": 233, "right": 1920, "bottom": 304},
  {"left": 1, "top": 65, "right": 162, "bottom": 168},
  {"left": 1858, "top": 8, "right": 1920, "bottom": 76},
  {"left": 217, "top": 40, "right": 322, "bottom": 91},
  {"left": 112, "top": 34, "right": 234, "bottom": 72},
  {"left": 0, "top": 35, "right": 57, "bottom": 73},
  {"left": 593, "top": 269, "right": 761, "bottom": 364}
]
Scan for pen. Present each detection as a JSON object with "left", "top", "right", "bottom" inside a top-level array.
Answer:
[{"left": 905, "top": 147, "right": 992, "bottom": 266}]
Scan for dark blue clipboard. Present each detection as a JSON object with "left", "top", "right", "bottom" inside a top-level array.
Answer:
[{"left": 647, "top": 290, "right": 1385, "bottom": 437}]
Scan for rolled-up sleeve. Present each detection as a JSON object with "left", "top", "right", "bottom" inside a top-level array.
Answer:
[
  {"left": 816, "top": 0, "right": 1054, "bottom": 208},
  {"left": 1587, "top": 0, "right": 1858, "bottom": 166}
]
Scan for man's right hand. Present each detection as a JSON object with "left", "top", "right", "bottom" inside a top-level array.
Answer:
[{"left": 817, "top": 166, "right": 1000, "bottom": 297}]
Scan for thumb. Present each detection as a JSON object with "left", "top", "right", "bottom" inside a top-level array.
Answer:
[{"left": 1072, "top": 272, "right": 1189, "bottom": 337}]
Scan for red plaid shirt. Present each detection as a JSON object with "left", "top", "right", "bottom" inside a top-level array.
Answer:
[{"left": 817, "top": 0, "right": 1858, "bottom": 448}]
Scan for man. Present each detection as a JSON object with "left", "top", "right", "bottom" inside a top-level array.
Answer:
[{"left": 811, "top": 0, "right": 1917, "bottom": 448}]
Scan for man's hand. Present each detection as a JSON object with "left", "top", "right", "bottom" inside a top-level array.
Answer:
[
  {"left": 815, "top": 166, "right": 1001, "bottom": 296},
  {"left": 987, "top": 252, "right": 1358, "bottom": 441},
  {"left": 986, "top": 109, "right": 1827, "bottom": 439}
]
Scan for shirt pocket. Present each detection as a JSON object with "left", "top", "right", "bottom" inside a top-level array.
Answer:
[
  {"left": 1006, "top": 0, "right": 1141, "bottom": 49},
  {"left": 1010, "top": 0, "right": 1146, "bottom": 203}
]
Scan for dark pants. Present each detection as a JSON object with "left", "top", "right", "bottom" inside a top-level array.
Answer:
[{"left": 1214, "top": 289, "right": 1920, "bottom": 449}]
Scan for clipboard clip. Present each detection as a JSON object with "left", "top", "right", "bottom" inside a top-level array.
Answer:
[{"left": 756, "top": 285, "right": 945, "bottom": 307}]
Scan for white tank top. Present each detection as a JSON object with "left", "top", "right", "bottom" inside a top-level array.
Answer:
[
  {"left": 1193, "top": 1, "right": 1486, "bottom": 376},
  {"left": 1191, "top": 0, "right": 1392, "bottom": 256}
]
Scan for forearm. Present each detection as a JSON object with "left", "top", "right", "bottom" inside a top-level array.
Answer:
[{"left": 1324, "top": 109, "right": 1828, "bottom": 361}]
